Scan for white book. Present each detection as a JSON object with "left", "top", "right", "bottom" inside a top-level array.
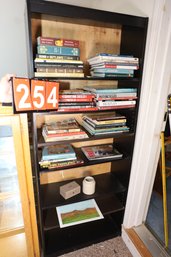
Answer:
[{"left": 96, "top": 100, "right": 136, "bottom": 107}]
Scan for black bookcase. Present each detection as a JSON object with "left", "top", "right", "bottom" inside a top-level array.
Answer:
[{"left": 26, "top": 1, "right": 148, "bottom": 256}]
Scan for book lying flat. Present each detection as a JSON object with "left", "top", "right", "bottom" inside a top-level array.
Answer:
[
  {"left": 43, "top": 118, "right": 81, "bottom": 134},
  {"left": 81, "top": 144, "right": 123, "bottom": 161},
  {"left": 41, "top": 144, "right": 76, "bottom": 161}
]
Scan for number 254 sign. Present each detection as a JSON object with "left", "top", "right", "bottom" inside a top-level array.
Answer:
[{"left": 13, "top": 77, "right": 59, "bottom": 112}]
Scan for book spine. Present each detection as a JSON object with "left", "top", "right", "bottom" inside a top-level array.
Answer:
[
  {"left": 59, "top": 94, "right": 93, "bottom": 99},
  {"left": 91, "top": 120, "right": 126, "bottom": 125},
  {"left": 44, "top": 134, "right": 88, "bottom": 142},
  {"left": 84, "top": 87, "right": 137, "bottom": 94},
  {"left": 59, "top": 98, "right": 94, "bottom": 103},
  {"left": 58, "top": 107, "right": 98, "bottom": 112},
  {"left": 88, "top": 54, "right": 139, "bottom": 63},
  {"left": 45, "top": 131, "right": 86, "bottom": 137},
  {"left": 92, "top": 64, "right": 138, "bottom": 69},
  {"left": 91, "top": 68, "right": 134, "bottom": 74},
  {"left": 98, "top": 105, "right": 135, "bottom": 110},
  {"left": 35, "top": 63, "right": 83, "bottom": 68},
  {"left": 36, "top": 54, "right": 80, "bottom": 60},
  {"left": 96, "top": 93, "right": 137, "bottom": 98},
  {"left": 37, "top": 36, "right": 79, "bottom": 47},
  {"left": 34, "top": 72, "right": 84, "bottom": 78},
  {"left": 97, "top": 100, "right": 136, "bottom": 107},
  {"left": 36, "top": 68, "right": 83, "bottom": 73},
  {"left": 96, "top": 96, "right": 137, "bottom": 101},
  {"left": 37, "top": 45, "right": 80, "bottom": 56}
]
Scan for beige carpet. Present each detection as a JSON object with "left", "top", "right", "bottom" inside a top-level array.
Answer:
[{"left": 59, "top": 237, "right": 133, "bottom": 257}]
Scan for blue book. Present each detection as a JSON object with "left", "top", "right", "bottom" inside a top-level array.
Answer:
[
  {"left": 42, "top": 144, "right": 76, "bottom": 161},
  {"left": 91, "top": 68, "right": 134, "bottom": 74},
  {"left": 84, "top": 87, "right": 137, "bottom": 94},
  {"left": 37, "top": 45, "right": 80, "bottom": 56}
]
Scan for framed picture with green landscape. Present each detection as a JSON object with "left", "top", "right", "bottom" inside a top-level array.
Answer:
[{"left": 56, "top": 199, "right": 104, "bottom": 228}]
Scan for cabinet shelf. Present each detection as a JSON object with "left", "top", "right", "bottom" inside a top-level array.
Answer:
[
  {"left": 44, "top": 215, "right": 121, "bottom": 257},
  {"left": 39, "top": 147, "right": 130, "bottom": 173},
  {"left": 33, "top": 76, "right": 140, "bottom": 82},
  {"left": 43, "top": 194, "right": 124, "bottom": 231},
  {"left": 37, "top": 128, "right": 134, "bottom": 148},
  {"left": 40, "top": 173, "right": 126, "bottom": 210}
]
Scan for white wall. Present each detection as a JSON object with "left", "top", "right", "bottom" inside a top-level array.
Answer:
[
  {"left": 0, "top": 0, "right": 28, "bottom": 78},
  {"left": 0, "top": 0, "right": 155, "bottom": 80},
  {"left": 46, "top": 0, "right": 154, "bottom": 17}
]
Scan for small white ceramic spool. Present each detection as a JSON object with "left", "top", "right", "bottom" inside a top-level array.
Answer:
[{"left": 82, "top": 176, "right": 96, "bottom": 195}]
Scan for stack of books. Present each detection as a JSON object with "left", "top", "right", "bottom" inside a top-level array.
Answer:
[
  {"left": 58, "top": 89, "right": 98, "bottom": 112},
  {"left": 87, "top": 53, "right": 139, "bottom": 78},
  {"left": 83, "top": 87, "right": 137, "bottom": 110},
  {"left": 82, "top": 112, "right": 129, "bottom": 135},
  {"left": 42, "top": 118, "right": 88, "bottom": 142},
  {"left": 39, "top": 144, "right": 83, "bottom": 169},
  {"left": 34, "top": 36, "right": 84, "bottom": 78},
  {"left": 81, "top": 144, "right": 123, "bottom": 161}
]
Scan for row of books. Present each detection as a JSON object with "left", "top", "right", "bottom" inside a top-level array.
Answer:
[
  {"left": 39, "top": 143, "right": 123, "bottom": 169},
  {"left": 42, "top": 112, "right": 129, "bottom": 143},
  {"left": 82, "top": 112, "right": 129, "bottom": 135},
  {"left": 58, "top": 87, "right": 137, "bottom": 111},
  {"left": 58, "top": 89, "right": 97, "bottom": 112},
  {"left": 34, "top": 36, "right": 84, "bottom": 78},
  {"left": 34, "top": 36, "right": 139, "bottom": 79},
  {"left": 86, "top": 87, "right": 137, "bottom": 110},
  {"left": 87, "top": 53, "right": 139, "bottom": 78}
]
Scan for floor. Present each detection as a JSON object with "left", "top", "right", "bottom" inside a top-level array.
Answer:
[
  {"left": 0, "top": 233, "right": 28, "bottom": 257},
  {"left": 59, "top": 237, "right": 133, "bottom": 257},
  {"left": 0, "top": 130, "right": 28, "bottom": 257},
  {"left": 146, "top": 176, "right": 171, "bottom": 255}
]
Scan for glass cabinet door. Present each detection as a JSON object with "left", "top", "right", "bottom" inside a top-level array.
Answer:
[
  {"left": 0, "top": 115, "right": 39, "bottom": 257},
  {"left": 0, "top": 125, "right": 24, "bottom": 233}
]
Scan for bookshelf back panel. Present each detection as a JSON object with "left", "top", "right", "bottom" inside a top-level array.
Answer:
[
  {"left": 40, "top": 162, "right": 111, "bottom": 184},
  {"left": 31, "top": 14, "right": 121, "bottom": 75}
]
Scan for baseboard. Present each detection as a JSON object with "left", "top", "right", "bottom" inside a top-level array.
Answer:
[{"left": 122, "top": 225, "right": 170, "bottom": 257}]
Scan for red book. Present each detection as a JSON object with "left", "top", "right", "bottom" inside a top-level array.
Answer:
[
  {"left": 37, "top": 36, "right": 79, "bottom": 47},
  {"left": 58, "top": 107, "right": 98, "bottom": 112},
  {"left": 59, "top": 98, "right": 94, "bottom": 103}
]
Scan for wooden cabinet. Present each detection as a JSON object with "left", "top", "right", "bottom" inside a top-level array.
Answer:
[
  {"left": 26, "top": 1, "right": 148, "bottom": 256},
  {"left": 0, "top": 114, "right": 39, "bottom": 257}
]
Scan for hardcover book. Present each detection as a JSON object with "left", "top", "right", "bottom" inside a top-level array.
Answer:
[
  {"left": 82, "top": 112, "right": 126, "bottom": 124},
  {"left": 37, "top": 36, "right": 79, "bottom": 48},
  {"left": 81, "top": 144, "right": 123, "bottom": 161},
  {"left": 35, "top": 55, "right": 81, "bottom": 61},
  {"left": 87, "top": 53, "right": 139, "bottom": 65},
  {"left": 37, "top": 45, "right": 80, "bottom": 56},
  {"left": 83, "top": 87, "right": 137, "bottom": 94},
  {"left": 43, "top": 118, "right": 81, "bottom": 134},
  {"left": 41, "top": 144, "right": 76, "bottom": 161},
  {"left": 34, "top": 72, "right": 84, "bottom": 78}
]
